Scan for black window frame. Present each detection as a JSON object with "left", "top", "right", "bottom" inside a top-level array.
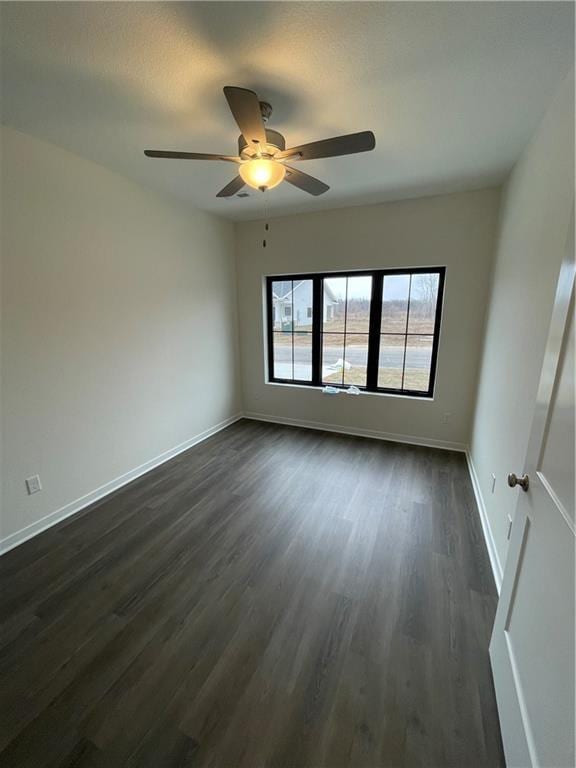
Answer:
[{"left": 266, "top": 267, "right": 446, "bottom": 398}]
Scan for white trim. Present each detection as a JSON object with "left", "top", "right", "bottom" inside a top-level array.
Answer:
[
  {"left": 243, "top": 411, "right": 466, "bottom": 452},
  {"left": 0, "top": 413, "right": 243, "bottom": 556},
  {"left": 466, "top": 451, "right": 503, "bottom": 592}
]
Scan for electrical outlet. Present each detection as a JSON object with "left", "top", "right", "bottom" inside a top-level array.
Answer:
[
  {"left": 25, "top": 475, "right": 42, "bottom": 495},
  {"left": 491, "top": 474, "right": 496, "bottom": 494},
  {"left": 443, "top": 412, "right": 452, "bottom": 423}
]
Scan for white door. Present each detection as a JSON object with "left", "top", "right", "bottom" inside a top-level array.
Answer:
[{"left": 490, "top": 220, "right": 575, "bottom": 768}]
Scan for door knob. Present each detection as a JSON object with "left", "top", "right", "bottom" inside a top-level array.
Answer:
[{"left": 508, "top": 473, "right": 529, "bottom": 492}]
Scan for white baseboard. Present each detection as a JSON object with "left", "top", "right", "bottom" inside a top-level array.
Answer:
[
  {"left": 0, "top": 413, "right": 243, "bottom": 556},
  {"left": 243, "top": 411, "right": 467, "bottom": 452},
  {"left": 466, "top": 451, "right": 503, "bottom": 593}
]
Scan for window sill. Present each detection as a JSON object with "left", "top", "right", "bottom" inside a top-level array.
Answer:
[{"left": 265, "top": 380, "right": 435, "bottom": 401}]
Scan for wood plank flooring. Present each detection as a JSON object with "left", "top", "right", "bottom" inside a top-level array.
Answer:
[{"left": 0, "top": 419, "right": 504, "bottom": 767}]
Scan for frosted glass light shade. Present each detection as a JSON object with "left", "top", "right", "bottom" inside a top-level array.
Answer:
[{"left": 239, "top": 159, "right": 286, "bottom": 190}]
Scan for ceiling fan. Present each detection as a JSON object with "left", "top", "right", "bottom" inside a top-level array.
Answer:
[{"left": 144, "top": 86, "right": 376, "bottom": 198}]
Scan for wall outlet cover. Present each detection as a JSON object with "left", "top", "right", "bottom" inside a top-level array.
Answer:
[{"left": 25, "top": 475, "right": 42, "bottom": 495}]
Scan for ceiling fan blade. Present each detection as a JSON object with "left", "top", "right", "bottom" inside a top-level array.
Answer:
[
  {"left": 277, "top": 131, "right": 375, "bottom": 161},
  {"left": 216, "top": 175, "right": 246, "bottom": 198},
  {"left": 144, "top": 150, "right": 240, "bottom": 162},
  {"left": 223, "top": 86, "right": 267, "bottom": 146},
  {"left": 284, "top": 166, "right": 329, "bottom": 196}
]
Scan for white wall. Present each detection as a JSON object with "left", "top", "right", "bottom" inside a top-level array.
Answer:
[
  {"left": 0, "top": 126, "right": 241, "bottom": 547},
  {"left": 470, "top": 72, "right": 574, "bottom": 580},
  {"left": 235, "top": 188, "right": 500, "bottom": 449}
]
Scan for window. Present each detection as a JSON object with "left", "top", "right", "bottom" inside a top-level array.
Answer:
[
  {"left": 266, "top": 268, "right": 445, "bottom": 397},
  {"left": 270, "top": 279, "right": 314, "bottom": 383}
]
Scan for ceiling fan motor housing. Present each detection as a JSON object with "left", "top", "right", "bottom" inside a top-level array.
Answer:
[{"left": 238, "top": 128, "right": 286, "bottom": 158}]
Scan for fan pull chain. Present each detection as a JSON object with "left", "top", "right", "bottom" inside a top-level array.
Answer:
[{"left": 262, "top": 189, "right": 269, "bottom": 248}]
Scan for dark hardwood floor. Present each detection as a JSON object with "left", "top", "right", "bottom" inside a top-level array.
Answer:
[{"left": 0, "top": 419, "right": 504, "bottom": 767}]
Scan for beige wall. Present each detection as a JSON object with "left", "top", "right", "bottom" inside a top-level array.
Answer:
[
  {"left": 1, "top": 126, "right": 241, "bottom": 547},
  {"left": 235, "top": 188, "right": 500, "bottom": 449},
  {"left": 470, "top": 73, "right": 574, "bottom": 580}
]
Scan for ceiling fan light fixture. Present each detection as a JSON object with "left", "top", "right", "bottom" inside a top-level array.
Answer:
[{"left": 239, "top": 158, "right": 285, "bottom": 191}]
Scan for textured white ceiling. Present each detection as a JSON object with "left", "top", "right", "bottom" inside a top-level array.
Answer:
[{"left": 1, "top": 2, "right": 573, "bottom": 221}]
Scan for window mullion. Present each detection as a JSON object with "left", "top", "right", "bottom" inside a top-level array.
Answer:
[
  {"left": 312, "top": 277, "right": 322, "bottom": 386},
  {"left": 266, "top": 277, "right": 274, "bottom": 380},
  {"left": 341, "top": 278, "right": 349, "bottom": 386},
  {"left": 291, "top": 281, "right": 295, "bottom": 380},
  {"left": 400, "top": 274, "right": 412, "bottom": 390},
  {"left": 426, "top": 267, "right": 445, "bottom": 397},
  {"left": 366, "top": 272, "right": 383, "bottom": 391}
]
